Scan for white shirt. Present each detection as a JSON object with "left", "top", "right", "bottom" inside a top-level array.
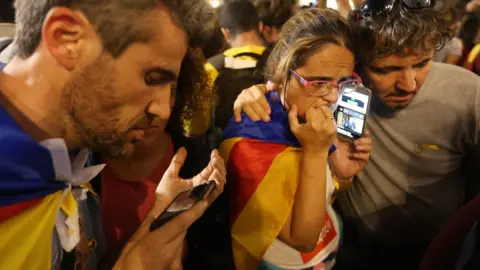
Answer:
[{"left": 434, "top": 37, "right": 463, "bottom": 63}]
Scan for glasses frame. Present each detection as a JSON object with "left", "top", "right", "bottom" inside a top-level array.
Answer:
[{"left": 289, "top": 69, "right": 362, "bottom": 97}]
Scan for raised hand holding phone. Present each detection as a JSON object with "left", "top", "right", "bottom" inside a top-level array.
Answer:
[
  {"left": 155, "top": 147, "right": 226, "bottom": 204},
  {"left": 328, "top": 132, "right": 373, "bottom": 183},
  {"left": 150, "top": 180, "right": 217, "bottom": 231},
  {"left": 334, "top": 85, "right": 372, "bottom": 141},
  {"left": 114, "top": 148, "right": 226, "bottom": 270}
]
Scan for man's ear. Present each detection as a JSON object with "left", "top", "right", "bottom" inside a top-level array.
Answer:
[
  {"left": 221, "top": 28, "right": 232, "bottom": 43},
  {"left": 42, "top": 7, "right": 99, "bottom": 71}
]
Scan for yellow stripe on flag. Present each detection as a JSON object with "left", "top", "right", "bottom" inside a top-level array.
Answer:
[
  {"left": 232, "top": 147, "right": 302, "bottom": 267},
  {"left": 0, "top": 192, "right": 63, "bottom": 270},
  {"left": 60, "top": 189, "right": 77, "bottom": 217},
  {"left": 468, "top": 44, "right": 480, "bottom": 64}
]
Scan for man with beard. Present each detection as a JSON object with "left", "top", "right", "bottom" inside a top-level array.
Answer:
[
  {"left": 0, "top": 1, "right": 226, "bottom": 270},
  {"left": 231, "top": 1, "right": 480, "bottom": 269}
]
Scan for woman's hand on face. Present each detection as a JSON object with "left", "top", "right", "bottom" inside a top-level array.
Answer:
[
  {"left": 233, "top": 84, "right": 273, "bottom": 122},
  {"left": 328, "top": 131, "right": 373, "bottom": 179},
  {"left": 288, "top": 105, "right": 336, "bottom": 153}
]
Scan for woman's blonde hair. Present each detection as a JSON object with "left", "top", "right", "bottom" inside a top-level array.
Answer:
[{"left": 266, "top": 8, "right": 354, "bottom": 85}]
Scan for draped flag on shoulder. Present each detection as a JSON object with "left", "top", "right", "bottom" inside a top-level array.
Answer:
[
  {"left": 0, "top": 106, "right": 66, "bottom": 270},
  {"left": 219, "top": 92, "right": 337, "bottom": 269},
  {"left": 0, "top": 105, "right": 104, "bottom": 270}
]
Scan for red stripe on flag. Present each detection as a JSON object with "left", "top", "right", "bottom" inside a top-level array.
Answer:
[
  {"left": 0, "top": 197, "right": 43, "bottom": 223},
  {"left": 228, "top": 139, "right": 288, "bottom": 224}
]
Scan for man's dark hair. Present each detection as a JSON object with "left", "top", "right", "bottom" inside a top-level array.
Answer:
[
  {"left": 349, "top": 1, "right": 454, "bottom": 63},
  {"left": 14, "top": 0, "right": 215, "bottom": 58},
  {"left": 202, "top": 7, "right": 229, "bottom": 59},
  {"left": 219, "top": 1, "right": 259, "bottom": 36},
  {"left": 459, "top": 7, "right": 480, "bottom": 54},
  {"left": 254, "top": 0, "right": 293, "bottom": 28}
]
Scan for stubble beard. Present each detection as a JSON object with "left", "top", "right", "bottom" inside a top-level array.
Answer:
[{"left": 61, "top": 55, "right": 129, "bottom": 158}]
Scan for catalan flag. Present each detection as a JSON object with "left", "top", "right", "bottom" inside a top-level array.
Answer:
[
  {"left": 219, "top": 92, "right": 338, "bottom": 269},
  {"left": 0, "top": 106, "right": 67, "bottom": 270}
]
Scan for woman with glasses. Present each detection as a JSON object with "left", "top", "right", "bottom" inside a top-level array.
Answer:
[{"left": 219, "top": 8, "right": 372, "bottom": 270}]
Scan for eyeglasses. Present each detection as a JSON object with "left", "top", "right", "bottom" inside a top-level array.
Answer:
[
  {"left": 289, "top": 70, "right": 362, "bottom": 97},
  {"left": 355, "top": 0, "right": 432, "bottom": 19}
]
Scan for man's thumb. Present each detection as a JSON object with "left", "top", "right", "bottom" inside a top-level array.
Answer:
[{"left": 168, "top": 147, "right": 187, "bottom": 176}]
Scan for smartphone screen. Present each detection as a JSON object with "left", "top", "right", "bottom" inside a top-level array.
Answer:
[
  {"left": 335, "top": 89, "right": 371, "bottom": 140},
  {"left": 149, "top": 181, "right": 216, "bottom": 231}
]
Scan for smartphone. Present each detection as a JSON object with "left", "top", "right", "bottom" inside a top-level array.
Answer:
[
  {"left": 334, "top": 86, "right": 372, "bottom": 141},
  {"left": 149, "top": 180, "right": 216, "bottom": 231}
]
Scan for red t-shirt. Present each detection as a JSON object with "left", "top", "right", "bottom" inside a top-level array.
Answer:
[{"left": 101, "top": 137, "right": 174, "bottom": 251}]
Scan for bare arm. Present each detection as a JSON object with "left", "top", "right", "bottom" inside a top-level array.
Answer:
[
  {"left": 277, "top": 106, "right": 336, "bottom": 253},
  {"left": 279, "top": 150, "right": 328, "bottom": 253}
]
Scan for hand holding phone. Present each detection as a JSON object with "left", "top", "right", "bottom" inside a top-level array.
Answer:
[
  {"left": 334, "top": 86, "right": 372, "bottom": 141},
  {"left": 150, "top": 180, "right": 216, "bottom": 231}
]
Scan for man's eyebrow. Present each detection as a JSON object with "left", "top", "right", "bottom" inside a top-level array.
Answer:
[
  {"left": 412, "top": 57, "right": 432, "bottom": 66},
  {"left": 369, "top": 64, "right": 401, "bottom": 70},
  {"left": 370, "top": 57, "right": 432, "bottom": 70}
]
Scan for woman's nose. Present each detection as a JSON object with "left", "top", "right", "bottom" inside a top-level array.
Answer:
[{"left": 324, "top": 85, "right": 339, "bottom": 104}]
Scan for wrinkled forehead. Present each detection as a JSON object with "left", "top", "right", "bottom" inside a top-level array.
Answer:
[
  {"left": 360, "top": 32, "right": 438, "bottom": 63},
  {"left": 365, "top": 47, "right": 435, "bottom": 66}
]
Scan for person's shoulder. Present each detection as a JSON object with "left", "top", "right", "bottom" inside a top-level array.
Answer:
[
  {"left": 452, "top": 37, "right": 463, "bottom": 47},
  {"left": 0, "top": 108, "right": 51, "bottom": 159},
  {"left": 427, "top": 63, "right": 480, "bottom": 105},
  {"left": 431, "top": 63, "right": 480, "bottom": 83},
  {"left": 450, "top": 37, "right": 464, "bottom": 54}
]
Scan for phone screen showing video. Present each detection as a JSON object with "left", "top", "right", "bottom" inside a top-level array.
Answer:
[{"left": 335, "top": 91, "right": 369, "bottom": 140}]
